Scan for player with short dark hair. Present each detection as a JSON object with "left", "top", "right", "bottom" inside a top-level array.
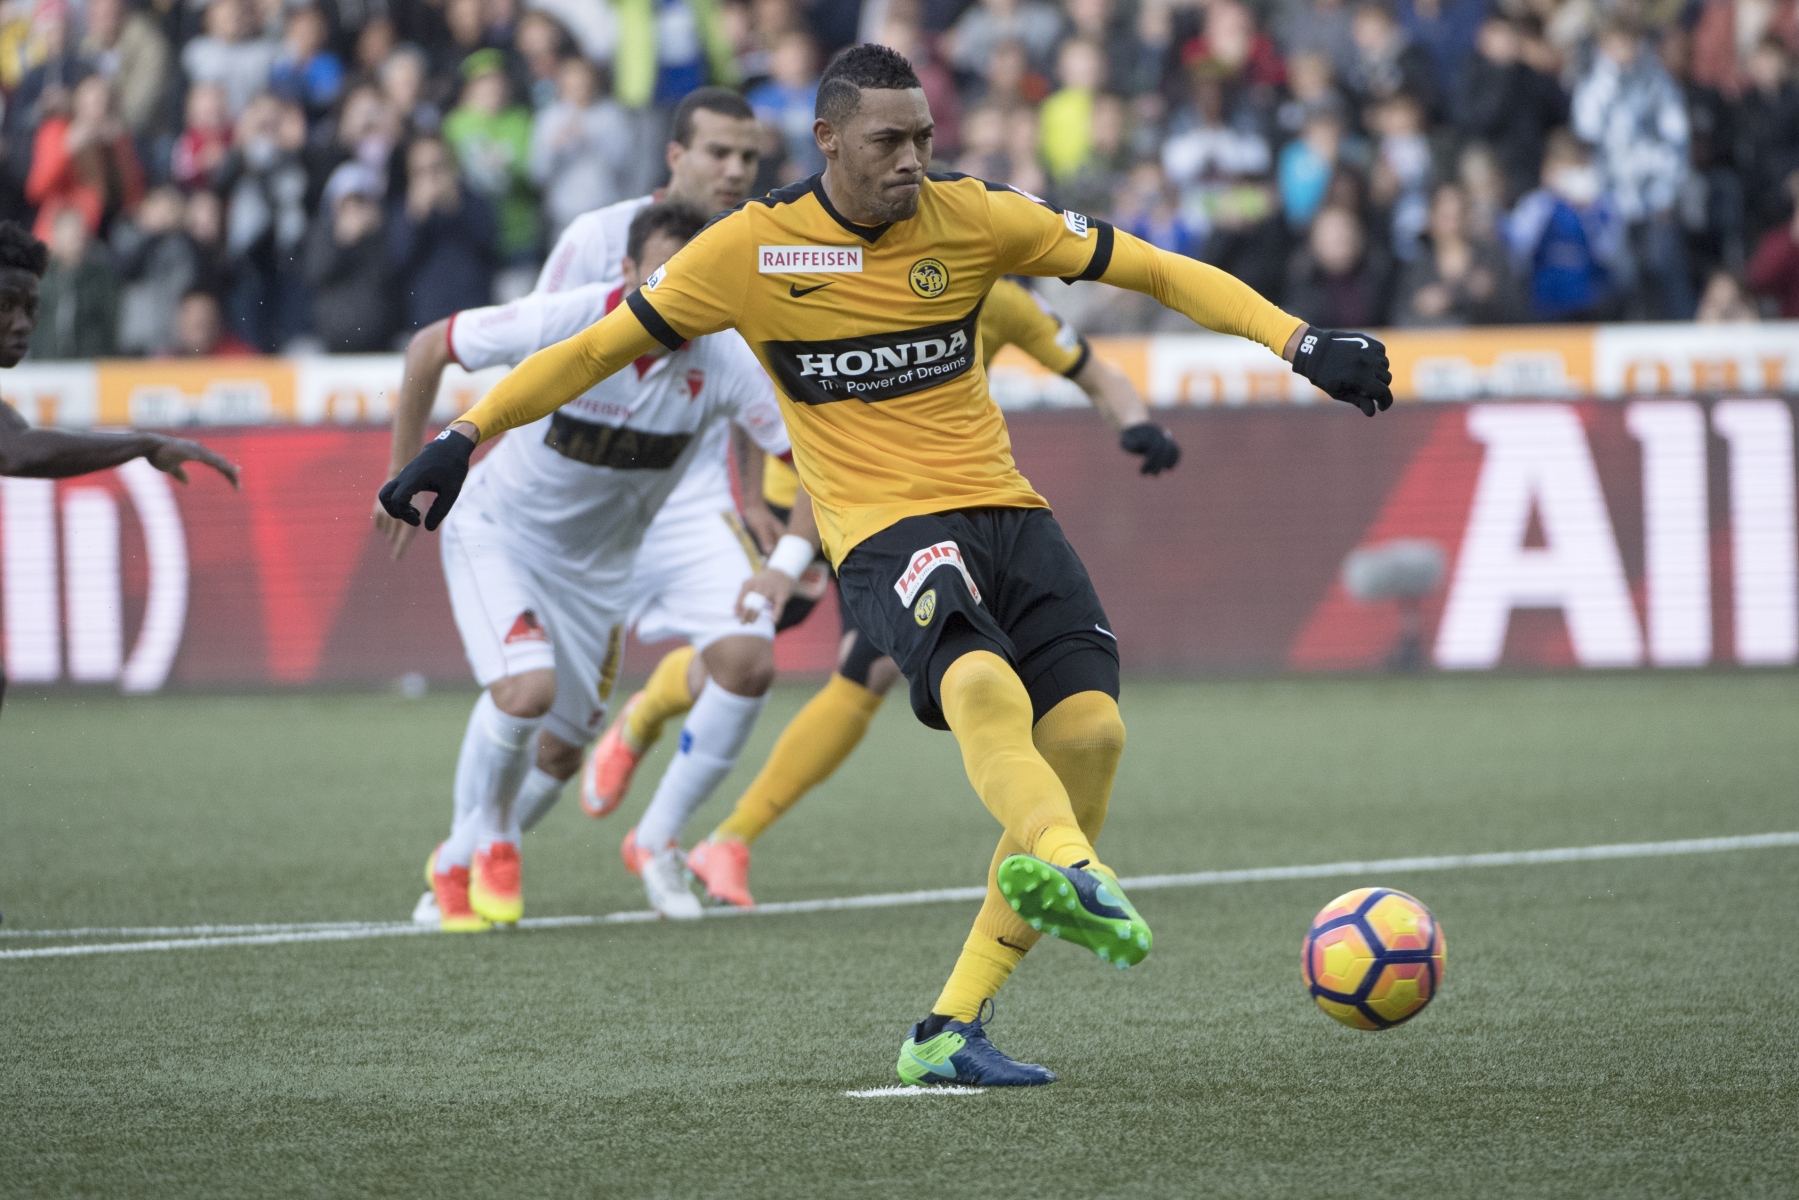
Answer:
[{"left": 381, "top": 42, "right": 1391, "bottom": 1084}]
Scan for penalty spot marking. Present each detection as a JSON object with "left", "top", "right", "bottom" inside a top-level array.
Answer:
[
  {"left": 4, "top": 830, "right": 1795, "bottom": 961},
  {"left": 844, "top": 1086, "right": 984, "bottom": 1098}
]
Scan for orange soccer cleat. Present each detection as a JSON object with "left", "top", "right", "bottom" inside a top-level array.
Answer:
[
  {"left": 470, "top": 842, "right": 523, "bottom": 924},
  {"left": 686, "top": 838, "right": 755, "bottom": 908},
  {"left": 427, "top": 846, "right": 492, "bottom": 933},
  {"left": 583, "top": 693, "right": 646, "bottom": 818}
]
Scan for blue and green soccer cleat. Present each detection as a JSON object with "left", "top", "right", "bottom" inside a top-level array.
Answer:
[
  {"left": 895, "top": 1001, "right": 1056, "bottom": 1087},
  {"left": 997, "top": 855, "right": 1152, "bottom": 968}
]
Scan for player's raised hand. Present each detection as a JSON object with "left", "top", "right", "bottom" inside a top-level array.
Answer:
[
  {"left": 146, "top": 434, "right": 241, "bottom": 488},
  {"left": 1290, "top": 328, "right": 1393, "bottom": 417},
  {"left": 378, "top": 427, "right": 474, "bottom": 531},
  {"left": 1119, "top": 422, "right": 1181, "bottom": 475}
]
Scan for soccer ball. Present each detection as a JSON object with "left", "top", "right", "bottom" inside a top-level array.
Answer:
[{"left": 1302, "top": 887, "right": 1446, "bottom": 1030}]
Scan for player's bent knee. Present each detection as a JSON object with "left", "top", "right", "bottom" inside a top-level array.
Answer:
[
  {"left": 703, "top": 635, "right": 776, "bottom": 697},
  {"left": 536, "top": 731, "right": 584, "bottom": 780},
  {"left": 1036, "top": 691, "right": 1126, "bottom": 755},
  {"left": 488, "top": 669, "right": 557, "bottom": 719}
]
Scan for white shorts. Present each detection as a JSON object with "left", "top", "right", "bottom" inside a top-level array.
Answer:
[
  {"left": 628, "top": 503, "right": 776, "bottom": 650},
  {"left": 441, "top": 506, "right": 629, "bottom": 746}
]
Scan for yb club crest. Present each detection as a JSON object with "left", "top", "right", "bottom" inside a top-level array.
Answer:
[{"left": 909, "top": 258, "right": 948, "bottom": 299}]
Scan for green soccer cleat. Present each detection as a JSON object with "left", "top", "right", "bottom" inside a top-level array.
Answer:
[{"left": 996, "top": 855, "right": 1152, "bottom": 969}]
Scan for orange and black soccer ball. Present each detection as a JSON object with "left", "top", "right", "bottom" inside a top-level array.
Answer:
[{"left": 1302, "top": 887, "right": 1446, "bottom": 1030}]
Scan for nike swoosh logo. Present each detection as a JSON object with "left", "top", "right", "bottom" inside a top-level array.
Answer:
[
  {"left": 1094, "top": 625, "right": 1115, "bottom": 640},
  {"left": 905, "top": 1048, "right": 958, "bottom": 1078},
  {"left": 789, "top": 282, "right": 833, "bottom": 297},
  {"left": 998, "top": 937, "right": 1029, "bottom": 952},
  {"left": 1333, "top": 336, "right": 1369, "bottom": 348}
]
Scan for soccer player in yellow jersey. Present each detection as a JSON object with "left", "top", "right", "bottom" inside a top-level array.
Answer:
[
  {"left": 590, "top": 275, "right": 1180, "bottom": 908},
  {"left": 380, "top": 45, "right": 1392, "bottom": 1086}
]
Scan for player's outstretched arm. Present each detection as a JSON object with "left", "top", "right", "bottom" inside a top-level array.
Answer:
[
  {"left": 1071, "top": 355, "right": 1181, "bottom": 476},
  {"left": 373, "top": 318, "right": 454, "bottom": 559},
  {"left": 0, "top": 401, "right": 241, "bottom": 485},
  {"left": 377, "top": 300, "right": 663, "bottom": 530},
  {"left": 1097, "top": 231, "right": 1393, "bottom": 416}
]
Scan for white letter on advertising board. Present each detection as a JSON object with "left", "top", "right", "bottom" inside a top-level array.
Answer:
[
  {"left": 118, "top": 459, "right": 189, "bottom": 693},
  {"left": 1626, "top": 401, "right": 1710, "bottom": 666},
  {"left": 62, "top": 487, "right": 122, "bottom": 682},
  {"left": 1436, "top": 406, "right": 1643, "bottom": 669},
  {"left": 1712, "top": 400, "right": 1797, "bottom": 665},
  {"left": 1, "top": 477, "right": 59, "bottom": 682}
]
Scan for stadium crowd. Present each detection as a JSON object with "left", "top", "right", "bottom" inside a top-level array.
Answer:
[{"left": 2, "top": 0, "right": 1796, "bottom": 358}]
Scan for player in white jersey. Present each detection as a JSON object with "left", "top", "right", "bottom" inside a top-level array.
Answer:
[
  {"left": 373, "top": 201, "right": 812, "bottom": 929},
  {"left": 528, "top": 88, "right": 826, "bottom": 899}
]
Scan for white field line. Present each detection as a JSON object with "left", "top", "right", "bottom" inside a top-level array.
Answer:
[
  {"left": 3, "top": 830, "right": 1795, "bottom": 962},
  {"left": 844, "top": 1086, "right": 985, "bottom": 1098}
]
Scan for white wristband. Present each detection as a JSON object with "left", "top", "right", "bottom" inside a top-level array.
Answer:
[{"left": 767, "top": 534, "right": 814, "bottom": 580}]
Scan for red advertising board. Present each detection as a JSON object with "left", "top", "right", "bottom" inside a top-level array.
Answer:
[{"left": 2, "top": 400, "right": 1794, "bottom": 693}]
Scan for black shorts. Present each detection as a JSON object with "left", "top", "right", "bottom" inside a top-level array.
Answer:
[{"left": 836, "top": 507, "right": 1119, "bottom": 729}]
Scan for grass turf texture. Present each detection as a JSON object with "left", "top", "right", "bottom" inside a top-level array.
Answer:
[{"left": 1, "top": 674, "right": 1795, "bottom": 1199}]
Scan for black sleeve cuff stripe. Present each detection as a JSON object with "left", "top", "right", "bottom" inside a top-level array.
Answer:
[
  {"left": 1067, "top": 220, "right": 1115, "bottom": 283},
  {"left": 1062, "top": 339, "right": 1092, "bottom": 379},
  {"left": 627, "top": 289, "right": 687, "bottom": 352}
]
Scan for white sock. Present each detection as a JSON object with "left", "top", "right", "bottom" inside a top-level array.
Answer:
[
  {"left": 515, "top": 767, "right": 568, "bottom": 833},
  {"left": 634, "top": 681, "right": 767, "bottom": 850},
  {"left": 439, "top": 691, "right": 541, "bottom": 868}
]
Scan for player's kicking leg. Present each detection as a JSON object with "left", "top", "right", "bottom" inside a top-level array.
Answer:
[
  {"left": 581, "top": 644, "right": 697, "bottom": 817},
  {"left": 689, "top": 621, "right": 899, "bottom": 907},
  {"left": 836, "top": 508, "right": 1150, "bottom": 1085}
]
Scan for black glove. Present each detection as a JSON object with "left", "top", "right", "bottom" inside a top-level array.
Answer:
[
  {"left": 1119, "top": 422, "right": 1181, "bottom": 475},
  {"left": 1290, "top": 328, "right": 1393, "bottom": 417},
  {"left": 378, "top": 428, "right": 475, "bottom": 531}
]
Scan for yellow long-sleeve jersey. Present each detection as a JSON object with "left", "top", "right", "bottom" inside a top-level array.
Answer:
[
  {"left": 459, "top": 172, "right": 1301, "bottom": 565},
  {"left": 761, "top": 275, "right": 1087, "bottom": 509}
]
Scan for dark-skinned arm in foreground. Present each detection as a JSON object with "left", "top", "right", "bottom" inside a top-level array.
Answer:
[{"left": 0, "top": 401, "right": 241, "bottom": 485}]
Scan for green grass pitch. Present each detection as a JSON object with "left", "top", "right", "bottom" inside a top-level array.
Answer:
[{"left": 1, "top": 674, "right": 1796, "bottom": 1199}]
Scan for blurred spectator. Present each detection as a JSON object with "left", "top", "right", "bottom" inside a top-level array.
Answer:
[
  {"left": 30, "top": 207, "right": 120, "bottom": 359},
  {"left": 181, "top": 0, "right": 280, "bottom": 117},
  {"left": 1113, "top": 158, "right": 1203, "bottom": 256},
  {"left": 955, "top": 102, "right": 1011, "bottom": 179},
  {"left": 327, "top": 83, "right": 404, "bottom": 189},
  {"left": 1735, "top": 38, "right": 1799, "bottom": 240},
  {"left": 1179, "top": 0, "right": 1287, "bottom": 126},
  {"left": 381, "top": 44, "right": 441, "bottom": 134},
  {"left": 269, "top": 5, "right": 345, "bottom": 121},
  {"left": 303, "top": 162, "right": 395, "bottom": 351},
  {"left": 388, "top": 134, "right": 496, "bottom": 330},
  {"left": 79, "top": 0, "right": 171, "bottom": 136},
  {"left": 748, "top": 29, "right": 823, "bottom": 180},
  {"left": 1745, "top": 170, "right": 1799, "bottom": 314},
  {"left": 874, "top": 8, "right": 961, "bottom": 155},
  {"left": 169, "top": 288, "right": 257, "bottom": 356},
  {"left": 1279, "top": 111, "right": 1344, "bottom": 230},
  {"left": 1665, "top": 27, "right": 1748, "bottom": 285},
  {"left": 1572, "top": 19, "right": 1692, "bottom": 317},
  {"left": 1003, "top": 105, "right": 1050, "bottom": 196},
  {"left": 971, "top": 38, "right": 1051, "bottom": 108},
  {"left": 1277, "top": 51, "right": 1349, "bottom": 141},
  {"left": 531, "top": 57, "right": 631, "bottom": 240},
  {"left": 610, "top": 0, "right": 740, "bottom": 113},
  {"left": 25, "top": 75, "right": 146, "bottom": 242},
  {"left": 1039, "top": 38, "right": 1106, "bottom": 185},
  {"left": 217, "top": 94, "right": 311, "bottom": 350},
  {"left": 1456, "top": 16, "right": 1567, "bottom": 204},
  {"left": 183, "top": 188, "right": 233, "bottom": 297},
  {"left": 443, "top": 49, "right": 537, "bottom": 261},
  {"left": 944, "top": 0, "right": 1063, "bottom": 76},
  {"left": 431, "top": 0, "right": 488, "bottom": 90},
  {"left": 1695, "top": 268, "right": 1760, "bottom": 319},
  {"left": 1457, "top": 142, "right": 1509, "bottom": 241},
  {"left": 1284, "top": 204, "right": 1393, "bottom": 326},
  {"left": 513, "top": 10, "right": 570, "bottom": 109},
  {"left": 1346, "top": 1, "right": 1441, "bottom": 120},
  {"left": 1199, "top": 176, "right": 1288, "bottom": 301},
  {"left": 1505, "top": 129, "right": 1625, "bottom": 320},
  {"left": 1396, "top": 0, "right": 1486, "bottom": 98},
  {"left": 1281, "top": 0, "right": 1360, "bottom": 82},
  {"left": 355, "top": 17, "right": 399, "bottom": 78},
  {"left": 1055, "top": 91, "right": 1129, "bottom": 214},
  {"left": 1065, "top": 0, "right": 1141, "bottom": 100},
  {"left": 8, "top": 4, "right": 86, "bottom": 140},
  {"left": 1367, "top": 91, "right": 1431, "bottom": 260},
  {"left": 171, "top": 83, "right": 233, "bottom": 191},
  {"left": 1691, "top": 0, "right": 1799, "bottom": 99},
  {"left": 1163, "top": 77, "right": 1272, "bottom": 196},
  {"left": 1395, "top": 182, "right": 1518, "bottom": 325},
  {"left": 114, "top": 185, "right": 200, "bottom": 353}
]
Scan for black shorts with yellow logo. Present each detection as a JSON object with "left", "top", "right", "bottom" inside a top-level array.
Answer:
[{"left": 835, "top": 507, "right": 1119, "bottom": 730}]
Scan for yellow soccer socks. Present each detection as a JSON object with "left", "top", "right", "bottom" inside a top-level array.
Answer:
[
  {"left": 713, "top": 673, "right": 885, "bottom": 845},
  {"left": 938, "top": 651, "right": 1098, "bottom": 870},
  {"left": 625, "top": 644, "right": 697, "bottom": 752},
  {"left": 932, "top": 689, "right": 1128, "bottom": 1020}
]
